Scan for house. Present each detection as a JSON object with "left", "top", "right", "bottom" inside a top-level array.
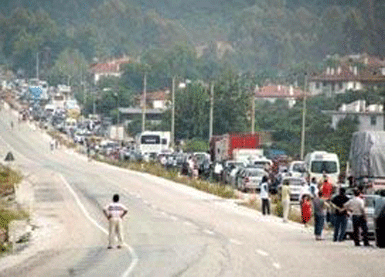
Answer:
[
  {"left": 309, "top": 54, "right": 385, "bottom": 96},
  {"left": 89, "top": 56, "right": 131, "bottom": 84},
  {"left": 255, "top": 85, "right": 307, "bottom": 108},
  {"left": 135, "top": 89, "right": 170, "bottom": 110},
  {"left": 323, "top": 100, "right": 384, "bottom": 132}
]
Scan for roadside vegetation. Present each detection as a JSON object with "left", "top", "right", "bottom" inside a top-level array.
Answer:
[
  {"left": 0, "top": 165, "right": 26, "bottom": 253},
  {"left": 96, "top": 157, "right": 235, "bottom": 199}
]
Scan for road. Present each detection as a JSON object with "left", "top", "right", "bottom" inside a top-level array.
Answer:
[{"left": 0, "top": 106, "right": 385, "bottom": 277}]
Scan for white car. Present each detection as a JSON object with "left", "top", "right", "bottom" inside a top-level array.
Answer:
[
  {"left": 288, "top": 161, "right": 306, "bottom": 178},
  {"left": 278, "top": 177, "right": 307, "bottom": 201}
]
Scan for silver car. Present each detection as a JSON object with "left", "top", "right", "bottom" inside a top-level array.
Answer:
[
  {"left": 278, "top": 177, "right": 307, "bottom": 201},
  {"left": 345, "top": 195, "right": 376, "bottom": 240},
  {"left": 237, "top": 168, "right": 267, "bottom": 192}
]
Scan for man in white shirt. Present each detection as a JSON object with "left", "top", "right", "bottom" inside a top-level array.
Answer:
[
  {"left": 344, "top": 189, "right": 371, "bottom": 247},
  {"left": 260, "top": 176, "right": 270, "bottom": 215},
  {"left": 103, "top": 194, "right": 128, "bottom": 249}
]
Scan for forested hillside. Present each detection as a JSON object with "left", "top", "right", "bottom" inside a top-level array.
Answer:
[{"left": 1, "top": 0, "right": 384, "bottom": 76}]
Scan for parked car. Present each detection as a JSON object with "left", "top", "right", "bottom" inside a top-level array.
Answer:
[
  {"left": 288, "top": 161, "right": 306, "bottom": 178},
  {"left": 236, "top": 168, "right": 267, "bottom": 192},
  {"left": 345, "top": 194, "right": 377, "bottom": 240},
  {"left": 278, "top": 177, "right": 307, "bottom": 201},
  {"left": 222, "top": 161, "right": 246, "bottom": 184}
]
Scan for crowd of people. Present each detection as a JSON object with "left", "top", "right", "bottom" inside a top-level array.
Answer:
[{"left": 259, "top": 172, "right": 372, "bottom": 246}]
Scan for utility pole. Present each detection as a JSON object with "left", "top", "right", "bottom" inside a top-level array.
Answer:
[
  {"left": 251, "top": 85, "right": 257, "bottom": 134},
  {"left": 209, "top": 82, "right": 214, "bottom": 140},
  {"left": 36, "top": 52, "right": 39, "bottom": 81},
  {"left": 171, "top": 76, "right": 176, "bottom": 148},
  {"left": 141, "top": 72, "right": 147, "bottom": 133},
  {"left": 300, "top": 73, "right": 308, "bottom": 160}
]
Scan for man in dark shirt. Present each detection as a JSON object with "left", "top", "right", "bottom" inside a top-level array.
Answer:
[{"left": 331, "top": 188, "right": 350, "bottom": 242}]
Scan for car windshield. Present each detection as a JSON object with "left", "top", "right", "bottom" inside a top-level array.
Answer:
[
  {"left": 248, "top": 170, "right": 266, "bottom": 177},
  {"left": 286, "top": 179, "right": 305, "bottom": 186},
  {"left": 311, "top": 161, "right": 338, "bottom": 174},
  {"left": 292, "top": 163, "right": 305, "bottom": 173}
]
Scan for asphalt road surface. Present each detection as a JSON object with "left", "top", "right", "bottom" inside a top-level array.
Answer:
[{"left": 0, "top": 107, "right": 385, "bottom": 277}]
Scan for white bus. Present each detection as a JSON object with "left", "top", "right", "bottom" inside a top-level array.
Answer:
[
  {"left": 304, "top": 151, "right": 340, "bottom": 184},
  {"left": 136, "top": 131, "right": 171, "bottom": 156}
]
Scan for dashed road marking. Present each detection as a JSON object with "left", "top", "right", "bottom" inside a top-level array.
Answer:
[
  {"left": 169, "top": 216, "right": 178, "bottom": 221},
  {"left": 143, "top": 200, "right": 149, "bottom": 205},
  {"left": 256, "top": 249, "right": 269, "bottom": 257},
  {"left": 229, "top": 239, "right": 243, "bottom": 245},
  {"left": 135, "top": 194, "right": 141, "bottom": 199},
  {"left": 203, "top": 229, "right": 215, "bottom": 236},
  {"left": 183, "top": 221, "right": 194, "bottom": 227},
  {"left": 272, "top": 262, "right": 281, "bottom": 269}
]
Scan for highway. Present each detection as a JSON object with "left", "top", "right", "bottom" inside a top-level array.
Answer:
[{"left": 0, "top": 106, "right": 385, "bottom": 277}]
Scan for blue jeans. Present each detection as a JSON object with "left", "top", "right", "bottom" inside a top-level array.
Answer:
[
  {"left": 314, "top": 214, "right": 325, "bottom": 236},
  {"left": 333, "top": 214, "right": 347, "bottom": 241}
]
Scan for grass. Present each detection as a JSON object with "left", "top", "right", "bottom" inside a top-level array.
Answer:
[
  {"left": 0, "top": 166, "right": 27, "bottom": 252},
  {"left": 96, "top": 157, "right": 236, "bottom": 199}
]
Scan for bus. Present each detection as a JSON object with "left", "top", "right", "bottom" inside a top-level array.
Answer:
[
  {"left": 136, "top": 131, "right": 171, "bottom": 156},
  {"left": 304, "top": 151, "right": 340, "bottom": 185}
]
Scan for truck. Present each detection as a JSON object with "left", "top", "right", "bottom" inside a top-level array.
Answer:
[
  {"left": 349, "top": 131, "right": 385, "bottom": 187},
  {"left": 209, "top": 133, "right": 261, "bottom": 162}
]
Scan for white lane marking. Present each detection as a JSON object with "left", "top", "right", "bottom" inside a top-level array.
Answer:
[
  {"left": 59, "top": 174, "right": 138, "bottom": 277},
  {"left": 135, "top": 194, "right": 141, "bottom": 199},
  {"left": 151, "top": 204, "right": 158, "bottom": 209},
  {"left": 203, "top": 229, "right": 215, "bottom": 236},
  {"left": 272, "top": 262, "right": 281, "bottom": 269},
  {"left": 229, "top": 239, "right": 243, "bottom": 245},
  {"left": 160, "top": 211, "right": 168, "bottom": 216},
  {"left": 183, "top": 221, "right": 194, "bottom": 227},
  {"left": 143, "top": 200, "right": 149, "bottom": 205},
  {"left": 256, "top": 249, "right": 269, "bottom": 257},
  {"left": 169, "top": 216, "right": 178, "bottom": 221}
]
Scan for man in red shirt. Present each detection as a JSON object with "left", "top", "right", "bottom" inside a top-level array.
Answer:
[{"left": 321, "top": 174, "right": 334, "bottom": 225}]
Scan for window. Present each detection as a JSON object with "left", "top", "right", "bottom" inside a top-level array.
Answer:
[
  {"left": 316, "top": 82, "right": 320, "bottom": 89},
  {"left": 311, "top": 161, "right": 338, "bottom": 174},
  {"left": 141, "top": 135, "right": 160, "bottom": 144},
  {"left": 371, "top": 115, "right": 377, "bottom": 126},
  {"left": 339, "top": 82, "right": 343, "bottom": 90}
]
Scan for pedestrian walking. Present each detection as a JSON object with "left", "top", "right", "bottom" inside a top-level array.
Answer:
[
  {"left": 281, "top": 179, "right": 291, "bottom": 223},
  {"left": 331, "top": 187, "right": 350, "bottom": 242},
  {"left": 313, "top": 191, "right": 329, "bottom": 240},
  {"left": 103, "top": 194, "right": 128, "bottom": 249},
  {"left": 301, "top": 195, "right": 312, "bottom": 227},
  {"left": 344, "top": 189, "right": 371, "bottom": 247},
  {"left": 260, "top": 176, "right": 270, "bottom": 215}
]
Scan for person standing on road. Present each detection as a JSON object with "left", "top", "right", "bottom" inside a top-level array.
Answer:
[
  {"left": 321, "top": 174, "right": 334, "bottom": 225},
  {"left": 344, "top": 189, "right": 371, "bottom": 247},
  {"left": 313, "top": 191, "right": 328, "bottom": 240},
  {"left": 103, "top": 194, "right": 128, "bottom": 249},
  {"left": 281, "top": 179, "right": 291, "bottom": 223},
  {"left": 309, "top": 177, "right": 319, "bottom": 199},
  {"left": 260, "top": 176, "right": 270, "bottom": 215},
  {"left": 301, "top": 195, "right": 312, "bottom": 227},
  {"left": 331, "top": 187, "right": 350, "bottom": 242}
]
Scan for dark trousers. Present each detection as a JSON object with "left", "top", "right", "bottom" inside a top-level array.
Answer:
[
  {"left": 352, "top": 215, "right": 369, "bottom": 246},
  {"left": 262, "top": 199, "right": 270, "bottom": 215},
  {"left": 314, "top": 214, "right": 325, "bottom": 236},
  {"left": 333, "top": 214, "right": 348, "bottom": 241}
]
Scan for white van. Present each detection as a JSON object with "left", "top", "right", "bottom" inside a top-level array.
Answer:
[{"left": 304, "top": 151, "right": 340, "bottom": 184}]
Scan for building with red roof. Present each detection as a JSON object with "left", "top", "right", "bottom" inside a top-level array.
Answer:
[
  {"left": 89, "top": 56, "right": 132, "bottom": 83},
  {"left": 309, "top": 54, "right": 385, "bottom": 96},
  {"left": 255, "top": 85, "right": 308, "bottom": 108}
]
